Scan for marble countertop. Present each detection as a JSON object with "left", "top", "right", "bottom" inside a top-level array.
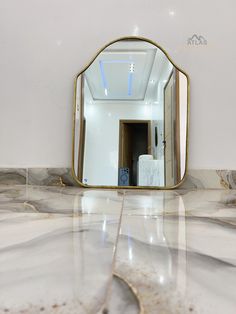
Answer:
[{"left": 0, "top": 186, "right": 236, "bottom": 313}]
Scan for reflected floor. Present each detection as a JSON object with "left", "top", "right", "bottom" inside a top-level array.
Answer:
[{"left": 0, "top": 186, "right": 236, "bottom": 313}]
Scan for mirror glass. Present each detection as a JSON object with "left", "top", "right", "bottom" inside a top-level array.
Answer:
[{"left": 73, "top": 38, "right": 188, "bottom": 188}]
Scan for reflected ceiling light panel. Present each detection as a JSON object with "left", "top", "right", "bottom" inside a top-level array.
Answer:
[
  {"left": 130, "top": 63, "right": 134, "bottom": 73},
  {"left": 128, "top": 62, "right": 135, "bottom": 96},
  {"left": 128, "top": 72, "right": 133, "bottom": 96},
  {"left": 169, "top": 10, "right": 175, "bottom": 16},
  {"left": 100, "top": 59, "right": 135, "bottom": 97},
  {"left": 102, "top": 60, "right": 133, "bottom": 64},
  {"left": 150, "top": 236, "right": 153, "bottom": 243},
  {"left": 99, "top": 60, "right": 108, "bottom": 96}
]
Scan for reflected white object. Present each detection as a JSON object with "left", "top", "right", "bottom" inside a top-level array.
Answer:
[
  {"left": 139, "top": 154, "right": 153, "bottom": 161},
  {"left": 138, "top": 155, "right": 164, "bottom": 186}
]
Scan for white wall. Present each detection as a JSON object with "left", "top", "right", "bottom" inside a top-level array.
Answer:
[{"left": 0, "top": 0, "right": 236, "bottom": 169}]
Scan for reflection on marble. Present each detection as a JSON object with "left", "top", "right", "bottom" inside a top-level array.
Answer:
[
  {"left": 114, "top": 190, "right": 236, "bottom": 314},
  {"left": 0, "top": 185, "right": 124, "bottom": 215},
  {"left": 0, "top": 168, "right": 26, "bottom": 185},
  {"left": 0, "top": 187, "right": 123, "bottom": 314},
  {"left": 0, "top": 185, "right": 236, "bottom": 313}
]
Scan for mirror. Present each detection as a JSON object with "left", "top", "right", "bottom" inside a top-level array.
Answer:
[{"left": 72, "top": 37, "right": 189, "bottom": 189}]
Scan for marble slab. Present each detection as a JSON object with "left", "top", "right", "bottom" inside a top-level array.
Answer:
[
  {"left": 112, "top": 190, "right": 236, "bottom": 314},
  {"left": 0, "top": 185, "right": 124, "bottom": 215},
  {"left": 180, "top": 169, "right": 236, "bottom": 189},
  {"left": 0, "top": 186, "right": 124, "bottom": 314},
  {"left": 27, "top": 168, "right": 76, "bottom": 186},
  {"left": 0, "top": 168, "right": 26, "bottom": 185},
  {"left": 121, "top": 189, "right": 236, "bottom": 218},
  {"left": 1, "top": 185, "right": 236, "bottom": 313}
]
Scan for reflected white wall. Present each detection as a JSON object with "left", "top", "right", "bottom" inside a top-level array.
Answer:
[
  {"left": 83, "top": 102, "right": 152, "bottom": 185},
  {"left": 74, "top": 77, "right": 81, "bottom": 175}
]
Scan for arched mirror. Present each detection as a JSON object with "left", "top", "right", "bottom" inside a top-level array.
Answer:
[{"left": 72, "top": 37, "right": 189, "bottom": 189}]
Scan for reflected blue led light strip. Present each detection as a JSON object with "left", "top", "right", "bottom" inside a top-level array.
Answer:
[
  {"left": 128, "top": 72, "right": 133, "bottom": 96},
  {"left": 99, "top": 60, "right": 107, "bottom": 90},
  {"left": 102, "top": 60, "right": 132, "bottom": 64},
  {"left": 99, "top": 60, "right": 134, "bottom": 96}
]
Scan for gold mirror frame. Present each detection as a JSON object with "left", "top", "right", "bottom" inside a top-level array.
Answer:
[{"left": 71, "top": 36, "right": 190, "bottom": 189}]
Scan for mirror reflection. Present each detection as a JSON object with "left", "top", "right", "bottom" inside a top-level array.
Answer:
[{"left": 73, "top": 38, "right": 188, "bottom": 188}]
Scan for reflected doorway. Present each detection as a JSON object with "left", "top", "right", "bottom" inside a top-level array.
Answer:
[{"left": 119, "top": 120, "right": 151, "bottom": 186}]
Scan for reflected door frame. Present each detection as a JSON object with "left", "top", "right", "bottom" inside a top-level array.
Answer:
[
  {"left": 163, "top": 69, "right": 181, "bottom": 186},
  {"left": 118, "top": 120, "right": 152, "bottom": 185},
  {"left": 119, "top": 120, "right": 152, "bottom": 165}
]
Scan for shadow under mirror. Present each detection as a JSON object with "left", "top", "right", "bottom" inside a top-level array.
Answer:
[{"left": 73, "top": 38, "right": 189, "bottom": 188}]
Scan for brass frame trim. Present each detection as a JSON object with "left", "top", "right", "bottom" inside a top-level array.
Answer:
[
  {"left": 163, "top": 68, "right": 181, "bottom": 185},
  {"left": 71, "top": 36, "right": 190, "bottom": 190}
]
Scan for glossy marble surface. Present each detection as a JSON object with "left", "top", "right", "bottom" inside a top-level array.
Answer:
[{"left": 1, "top": 186, "right": 236, "bottom": 313}]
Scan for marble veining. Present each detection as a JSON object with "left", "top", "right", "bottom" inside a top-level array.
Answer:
[
  {"left": 1, "top": 168, "right": 236, "bottom": 189},
  {"left": 0, "top": 185, "right": 236, "bottom": 313},
  {"left": 0, "top": 169, "right": 26, "bottom": 185},
  {"left": 27, "top": 168, "right": 76, "bottom": 186}
]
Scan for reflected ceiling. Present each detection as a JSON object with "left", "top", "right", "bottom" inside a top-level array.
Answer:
[{"left": 84, "top": 41, "right": 169, "bottom": 102}]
